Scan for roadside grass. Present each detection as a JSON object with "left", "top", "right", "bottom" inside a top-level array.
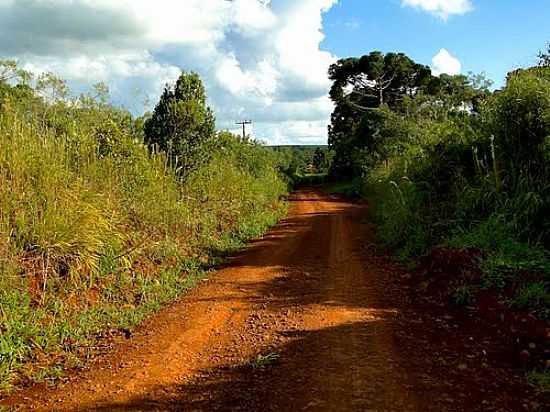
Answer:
[
  {"left": 0, "top": 95, "right": 288, "bottom": 393},
  {"left": 363, "top": 176, "right": 550, "bottom": 319},
  {"left": 510, "top": 282, "right": 550, "bottom": 319},
  {"left": 0, "top": 254, "right": 210, "bottom": 392},
  {"left": 0, "top": 204, "right": 286, "bottom": 393},
  {"left": 323, "top": 178, "right": 363, "bottom": 198},
  {"left": 363, "top": 180, "right": 432, "bottom": 264},
  {"left": 447, "top": 220, "right": 550, "bottom": 318}
]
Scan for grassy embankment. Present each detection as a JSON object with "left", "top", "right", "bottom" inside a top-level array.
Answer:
[{"left": 0, "top": 70, "right": 288, "bottom": 392}]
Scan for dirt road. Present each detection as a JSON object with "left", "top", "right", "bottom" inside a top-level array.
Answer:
[{"left": 3, "top": 190, "right": 540, "bottom": 411}]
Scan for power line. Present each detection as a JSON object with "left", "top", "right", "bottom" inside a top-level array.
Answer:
[{"left": 235, "top": 120, "right": 252, "bottom": 140}]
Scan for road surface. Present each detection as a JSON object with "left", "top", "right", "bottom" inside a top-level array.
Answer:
[{"left": 2, "top": 190, "right": 538, "bottom": 411}]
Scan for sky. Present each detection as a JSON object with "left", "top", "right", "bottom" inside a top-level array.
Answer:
[{"left": 0, "top": 0, "right": 548, "bottom": 145}]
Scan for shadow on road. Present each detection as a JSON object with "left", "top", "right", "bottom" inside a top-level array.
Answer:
[{"left": 81, "top": 318, "right": 404, "bottom": 412}]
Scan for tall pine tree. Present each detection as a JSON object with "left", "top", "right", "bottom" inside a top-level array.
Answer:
[{"left": 145, "top": 71, "right": 215, "bottom": 177}]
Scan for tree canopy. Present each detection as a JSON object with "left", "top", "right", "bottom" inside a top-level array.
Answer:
[
  {"left": 144, "top": 71, "right": 215, "bottom": 177},
  {"left": 327, "top": 51, "right": 487, "bottom": 177}
]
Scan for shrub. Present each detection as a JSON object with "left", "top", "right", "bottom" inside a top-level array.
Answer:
[
  {"left": 484, "top": 67, "right": 550, "bottom": 178},
  {"left": 369, "top": 179, "right": 431, "bottom": 261}
]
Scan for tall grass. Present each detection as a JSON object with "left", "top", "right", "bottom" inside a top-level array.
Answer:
[
  {"left": 0, "top": 78, "right": 287, "bottom": 391},
  {"left": 362, "top": 66, "right": 550, "bottom": 319}
]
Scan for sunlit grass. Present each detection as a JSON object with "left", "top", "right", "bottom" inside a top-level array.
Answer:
[{"left": 0, "top": 91, "right": 287, "bottom": 392}]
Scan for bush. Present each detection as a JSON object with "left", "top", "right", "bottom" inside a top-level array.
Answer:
[
  {"left": 329, "top": 53, "right": 550, "bottom": 325},
  {"left": 485, "top": 67, "right": 550, "bottom": 177},
  {"left": 368, "top": 179, "right": 431, "bottom": 261},
  {"left": 527, "top": 369, "right": 550, "bottom": 393}
]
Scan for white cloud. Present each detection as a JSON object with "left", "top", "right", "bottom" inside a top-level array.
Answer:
[
  {"left": 0, "top": 0, "right": 337, "bottom": 144},
  {"left": 402, "top": 0, "right": 473, "bottom": 20},
  {"left": 431, "top": 48, "right": 462, "bottom": 75}
]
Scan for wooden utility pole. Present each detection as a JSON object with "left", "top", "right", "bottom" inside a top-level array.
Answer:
[{"left": 235, "top": 120, "right": 252, "bottom": 140}]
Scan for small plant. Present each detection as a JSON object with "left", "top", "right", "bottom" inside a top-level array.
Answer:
[
  {"left": 33, "top": 365, "right": 65, "bottom": 384},
  {"left": 511, "top": 282, "right": 550, "bottom": 319},
  {"left": 451, "top": 285, "right": 474, "bottom": 306},
  {"left": 479, "top": 256, "right": 513, "bottom": 289},
  {"left": 527, "top": 369, "right": 550, "bottom": 393},
  {"left": 250, "top": 352, "right": 280, "bottom": 369}
]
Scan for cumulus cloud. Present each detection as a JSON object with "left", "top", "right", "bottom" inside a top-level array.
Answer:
[
  {"left": 431, "top": 48, "right": 462, "bottom": 75},
  {"left": 402, "top": 0, "right": 473, "bottom": 20},
  {"left": 0, "top": 0, "right": 337, "bottom": 144}
]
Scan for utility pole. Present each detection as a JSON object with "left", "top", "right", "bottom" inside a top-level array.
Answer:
[{"left": 235, "top": 120, "right": 252, "bottom": 141}]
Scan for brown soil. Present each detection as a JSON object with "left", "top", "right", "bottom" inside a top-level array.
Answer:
[{"left": 2, "top": 189, "right": 548, "bottom": 411}]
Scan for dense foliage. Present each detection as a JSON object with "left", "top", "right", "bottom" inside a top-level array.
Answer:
[
  {"left": 271, "top": 145, "right": 332, "bottom": 183},
  {"left": 144, "top": 72, "right": 216, "bottom": 178},
  {"left": 327, "top": 49, "right": 550, "bottom": 321},
  {"left": 0, "top": 61, "right": 287, "bottom": 391}
]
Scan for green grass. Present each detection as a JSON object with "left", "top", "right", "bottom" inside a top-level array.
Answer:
[
  {"left": 363, "top": 179, "right": 431, "bottom": 263},
  {"left": 511, "top": 282, "right": 550, "bottom": 319},
  {"left": 0, "top": 83, "right": 288, "bottom": 393},
  {"left": 446, "top": 217, "right": 550, "bottom": 317},
  {"left": 323, "top": 178, "right": 363, "bottom": 198},
  {"left": 250, "top": 352, "right": 280, "bottom": 369},
  {"left": 0, "top": 258, "right": 213, "bottom": 392}
]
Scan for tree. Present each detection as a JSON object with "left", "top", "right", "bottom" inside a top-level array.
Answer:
[
  {"left": 538, "top": 43, "right": 550, "bottom": 67},
  {"left": 0, "top": 60, "right": 35, "bottom": 114},
  {"left": 328, "top": 52, "right": 432, "bottom": 111},
  {"left": 0, "top": 59, "right": 32, "bottom": 85},
  {"left": 327, "top": 52, "right": 432, "bottom": 177},
  {"left": 144, "top": 72, "right": 215, "bottom": 177},
  {"left": 312, "top": 148, "right": 327, "bottom": 173},
  {"left": 327, "top": 51, "right": 487, "bottom": 178}
]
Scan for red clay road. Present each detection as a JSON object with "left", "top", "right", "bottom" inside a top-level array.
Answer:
[{"left": 2, "top": 189, "right": 542, "bottom": 411}]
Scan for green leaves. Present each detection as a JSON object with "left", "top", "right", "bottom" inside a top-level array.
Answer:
[
  {"left": 327, "top": 50, "right": 485, "bottom": 178},
  {"left": 144, "top": 71, "right": 216, "bottom": 179}
]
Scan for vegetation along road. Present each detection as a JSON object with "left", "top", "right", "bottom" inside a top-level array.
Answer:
[
  {"left": 2, "top": 4, "right": 550, "bottom": 411},
  {"left": 3, "top": 189, "right": 545, "bottom": 411}
]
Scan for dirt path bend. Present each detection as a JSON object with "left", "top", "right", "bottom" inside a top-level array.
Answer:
[{"left": 2, "top": 190, "right": 539, "bottom": 411}]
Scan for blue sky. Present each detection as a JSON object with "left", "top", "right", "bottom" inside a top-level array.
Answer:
[
  {"left": 1, "top": 0, "right": 549, "bottom": 144},
  {"left": 322, "top": 0, "right": 550, "bottom": 88}
]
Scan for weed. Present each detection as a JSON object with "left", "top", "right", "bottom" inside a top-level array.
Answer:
[
  {"left": 323, "top": 178, "right": 363, "bottom": 197},
  {"left": 451, "top": 285, "right": 475, "bottom": 306},
  {"left": 33, "top": 365, "right": 65, "bottom": 384},
  {"left": 250, "top": 352, "right": 281, "bottom": 369},
  {"left": 367, "top": 179, "right": 431, "bottom": 262},
  {"left": 511, "top": 282, "right": 550, "bottom": 319}
]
